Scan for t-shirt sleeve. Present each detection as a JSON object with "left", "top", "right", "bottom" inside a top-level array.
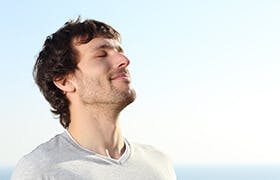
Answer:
[{"left": 10, "top": 157, "right": 46, "bottom": 180}]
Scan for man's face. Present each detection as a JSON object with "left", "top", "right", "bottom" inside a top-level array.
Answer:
[{"left": 71, "top": 37, "right": 136, "bottom": 108}]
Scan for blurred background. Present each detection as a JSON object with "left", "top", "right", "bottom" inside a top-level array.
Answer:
[{"left": 1, "top": 0, "right": 280, "bottom": 179}]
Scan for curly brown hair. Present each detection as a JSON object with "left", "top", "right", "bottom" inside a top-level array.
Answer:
[{"left": 33, "top": 17, "right": 121, "bottom": 128}]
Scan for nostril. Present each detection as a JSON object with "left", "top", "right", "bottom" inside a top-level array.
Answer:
[
  {"left": 117, "top": 55, "right": 130, "bottom": 68},
  {"left": 118, "top": 61, "right": 128, "bottom": 68}
]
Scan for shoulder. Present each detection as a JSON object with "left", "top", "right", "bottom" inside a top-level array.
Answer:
[
  {"left": 11, "top": 155, "right": 40, "bottom": 180},
  {"left": 130, "top": 141, "right": 172, "bottom": 164},
  {"left": 132, "top": 142, "right": 167, "bottom": 157},
  {"left": 11, "top": 132, "right": 67, "bottom": 180},
  {"left": 129, "top": 141, "right": 177, "bottom": 179}
]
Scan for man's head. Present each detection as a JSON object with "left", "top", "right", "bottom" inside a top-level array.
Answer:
[{"left": 33, "top": 17, "right": 135, "bottom": 128}]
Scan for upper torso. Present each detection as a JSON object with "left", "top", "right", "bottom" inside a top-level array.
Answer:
[{"left": 11, "top": 131, "right": 176, "bottom": 180}]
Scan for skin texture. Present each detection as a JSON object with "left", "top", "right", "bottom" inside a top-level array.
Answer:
[{"left": 53, "top": 37, "right": 136, "bottom": 159}]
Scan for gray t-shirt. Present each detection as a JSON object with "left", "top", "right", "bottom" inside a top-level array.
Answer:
[{"left": 11, "top": 131, "right": 176, "bottom": 180}]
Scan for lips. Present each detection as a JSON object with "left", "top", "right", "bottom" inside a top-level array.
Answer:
[{"left": 110, "top": 73, "right": 130, "bottom": 81}]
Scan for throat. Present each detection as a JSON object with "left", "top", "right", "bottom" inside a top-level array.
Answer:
[
  {"left": 67, "top": 118, "right": 125, "bottom": 160},
  {"left": 104, "top": 144, "right": 126, "bottom": 160}
]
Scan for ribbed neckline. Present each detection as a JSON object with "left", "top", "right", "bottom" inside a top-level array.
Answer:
[{"left": 63, "top": 131, "right": 131, "bottom": 165}]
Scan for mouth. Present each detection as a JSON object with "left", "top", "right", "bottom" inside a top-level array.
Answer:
[{"left": 110, "top": 73, "right": 130, "bottom": 81}]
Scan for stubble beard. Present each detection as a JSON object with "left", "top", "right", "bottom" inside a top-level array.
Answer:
[
  {"left": 78, "top": 78, "right": 136, "bottom": 111},
  {"left": 110, "top": 86, "right": 136, "bottom": 111}
]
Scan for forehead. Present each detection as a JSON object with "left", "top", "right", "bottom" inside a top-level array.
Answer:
[{"left": 73, "top": 37, "right": 121, "bottom": 52}]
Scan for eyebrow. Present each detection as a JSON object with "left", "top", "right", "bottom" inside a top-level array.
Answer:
[{"left": 93, "top": 43, "right": 124, "bottom": 53}]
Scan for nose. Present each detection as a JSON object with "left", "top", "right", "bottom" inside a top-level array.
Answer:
[{"left": 115, "top": 53, "right": 130, "bottom": 69}]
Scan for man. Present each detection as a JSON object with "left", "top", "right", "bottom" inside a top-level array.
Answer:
[{"left": 11, "top": 17, "right": 176, "bottom": 180}]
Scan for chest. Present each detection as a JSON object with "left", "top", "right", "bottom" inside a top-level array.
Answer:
[{"left": 45, "top": 159, "right": 174, "bottom": 180}]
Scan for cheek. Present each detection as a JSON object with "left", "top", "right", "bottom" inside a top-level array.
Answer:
[
  {"left": 81, "top": 68, "right": 110, "bottom": 87},
  {"left": 91, "top": 60, "right": 111, "bottom": 73},
  {"left": 75, "top": 61, "right": 112, "bottom": 87}
]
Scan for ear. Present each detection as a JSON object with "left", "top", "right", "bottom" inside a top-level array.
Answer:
[{"left": 53, "top": 76, "right": 75, "bottom": 93}]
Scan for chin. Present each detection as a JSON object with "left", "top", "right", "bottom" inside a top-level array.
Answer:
[{"left": 117, "top": 88, "right": 136, "bottom": 109}]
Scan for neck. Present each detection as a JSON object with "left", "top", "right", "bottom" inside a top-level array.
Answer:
[{"left": 67, "top": 103, "right": 125, "bottom": 159}]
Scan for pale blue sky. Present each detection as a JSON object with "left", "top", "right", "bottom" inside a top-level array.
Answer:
[{"left": 1, "top": 0, "right": 280, "bottom": 166}]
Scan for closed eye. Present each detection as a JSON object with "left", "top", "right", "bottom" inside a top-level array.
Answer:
[{"left": 95, "top": 50, "right": 107, "bottom": 57}]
